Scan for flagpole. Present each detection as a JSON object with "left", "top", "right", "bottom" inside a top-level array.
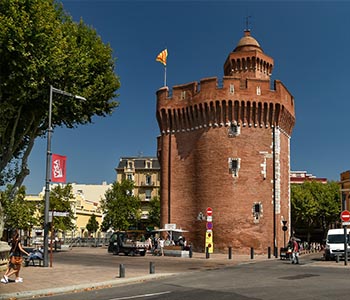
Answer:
[{"left": 164, "top": 65, "right": 167, "bottom": 87}]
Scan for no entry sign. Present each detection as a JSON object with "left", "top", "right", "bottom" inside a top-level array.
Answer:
[
  {"left": 341, "top": 210, "right": 350, "bottom": 222},
  {"left": 206, "top": 207, "right": 213, "bottom": 216}
]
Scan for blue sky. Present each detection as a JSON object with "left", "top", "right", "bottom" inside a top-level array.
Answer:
[{"left": 23, "top": 0, "right": 350, "bottom": 194}]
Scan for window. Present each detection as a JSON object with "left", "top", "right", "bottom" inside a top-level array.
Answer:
[
  {"left": 146, "top": 175, "right": 152, "bottom": 185},
  {"left": 145, "top": 190, "right": 151, "bottom": 201},
  {"left": 146, "top": 161, "right": 151, "bottom": 168},
  {"left": 252, "top": 202, "right": 262, "bottom": 221},
  {"left": 181, "top": 91, "right": 186, "bottom": 100},
  {"left": 229, "top": 158, "right": 240, "bottom": 176},
  {"left": 256, "top": 86, "right": 261, "bottom": 96},
  {"left": 229, "top": 84, "right": 234, "bottom": 94},
  {"left": 127, "top": 174, "right": 133, "bottom": 181},
  {"left": 128, "top": 161, "right": 133, "bottom": 170},
  {"left": 228, "top": 122, "right": 240, "bottom": 137}
]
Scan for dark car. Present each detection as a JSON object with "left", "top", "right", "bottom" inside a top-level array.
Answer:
[{"left": 108, "top": 231, "right": 147, "bottom": 256}]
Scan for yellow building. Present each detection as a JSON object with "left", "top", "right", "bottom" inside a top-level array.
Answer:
[
  {"left": 115, "top": 157, "right": 160, "bottom": 222},
  {"left": 25, "top": 182, "right": 111, "bottom": 239}
]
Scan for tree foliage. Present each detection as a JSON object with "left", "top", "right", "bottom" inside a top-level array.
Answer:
[
  {"left": 86, "top": 213, "right": 99, "bottom": 235},
  {"left": 0, "top": 0, "right": 120, "bottom": 192},
  {"left": 291, "top": 181, "right": 340, "bottom": 241},
  {"left": 39, "top": 184, "right": 76, "bottom": 232},
  {"left": 101, "top": 180, "right": 141, "bottom": 231},
  {"left": 147, "top": 195, "right": 161, "bottom": 228},
  {"left": 0, "top": 185, "right": 38, "bottom": 230}
]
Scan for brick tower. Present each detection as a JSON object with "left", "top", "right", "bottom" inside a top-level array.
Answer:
[{"left": 156, "top": 30, "right": 295, "bottom": 254}]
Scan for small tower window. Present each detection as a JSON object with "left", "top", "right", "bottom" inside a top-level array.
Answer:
[
  {"left": 252, "top": 202, "right": 263, "bottom": 222},
  {"left": 229, "top": 84, "right": 235, "bottom": 94},
  {"left": 229, "top": 158, "right": 240, "bottom": 177},
  {"left": 228, "top": 122, "right": 240, "bottom": 137},
  {"left": 256, "top": 86, "right": 261, "bottom": 96}
]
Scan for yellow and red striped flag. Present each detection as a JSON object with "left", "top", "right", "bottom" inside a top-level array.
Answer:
[{"left": 156, "top": 49, "right": 168, "bottom": 66}]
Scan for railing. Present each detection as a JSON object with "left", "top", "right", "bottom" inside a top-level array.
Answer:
[
  {"left": 24, "top": 237, "right": 110, "bottom": 249},
  {"left": 140, "top": 181, "right": 154, "bottom": 186}
]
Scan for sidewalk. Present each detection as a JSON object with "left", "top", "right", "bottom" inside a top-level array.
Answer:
[{"left": 0, "top": 247, "right": 272, "bottom": 299}]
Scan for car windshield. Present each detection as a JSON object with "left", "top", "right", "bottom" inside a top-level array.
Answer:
[{"left": 328, "top": 234, "right": 350, "bottom": 243}]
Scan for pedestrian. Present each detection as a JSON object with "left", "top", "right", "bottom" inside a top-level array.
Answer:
[
  {"left": 291, "top": 237, "right": 299, "bottom": 264},
  {"left": 1, "top": 230, "right": 29, "bottom": 284},
  {"left": 159, "top": 237, "right": 165, "bottom": 256}
]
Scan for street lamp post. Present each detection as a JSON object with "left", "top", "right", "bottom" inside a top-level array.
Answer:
[{"left": 43, "top": 85, "right": 86, "bottom": 267}]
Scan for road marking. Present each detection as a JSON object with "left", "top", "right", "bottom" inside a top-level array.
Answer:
[{"left": 110, "top": 291, "right": 171, "bottom": 300}]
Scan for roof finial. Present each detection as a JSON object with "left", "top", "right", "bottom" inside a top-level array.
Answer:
[{"left": 245, "top": 15, "right": 251, "bottom": 32}]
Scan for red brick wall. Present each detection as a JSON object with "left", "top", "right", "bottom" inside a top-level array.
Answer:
[{"left": 158, "top": 124, "right": 292, "bottom": 254}]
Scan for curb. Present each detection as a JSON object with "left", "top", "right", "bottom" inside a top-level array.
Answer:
[{"left": 0, "top": 273, "right": 177, "bottom": 300}]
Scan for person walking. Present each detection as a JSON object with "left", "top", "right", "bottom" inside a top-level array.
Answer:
[
  {"left": 1, "top": 230, "right": 29, "bottom": 284},
  {"left": 291, "top": 237, "right": 299, "bottom": 264},
  {"left": 159, "top": 237, "right": 165, "bottom": 256}
]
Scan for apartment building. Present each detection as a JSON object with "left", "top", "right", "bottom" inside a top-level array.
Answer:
[{"left": 115, "top": 157, "right": 160, "bottom": 221}]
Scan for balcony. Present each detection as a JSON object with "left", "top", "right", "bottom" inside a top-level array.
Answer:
[{"left": 140, "top": 181, "right": 154, "bottom": 186}]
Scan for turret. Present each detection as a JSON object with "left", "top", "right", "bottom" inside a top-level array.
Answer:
[{"left": 223, "top": 30, "right": 274, "bottom": 80}]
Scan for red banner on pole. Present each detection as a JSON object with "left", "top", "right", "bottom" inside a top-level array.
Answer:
[{"left": 51, "top": 154, "right": 67, "bottom": 183}]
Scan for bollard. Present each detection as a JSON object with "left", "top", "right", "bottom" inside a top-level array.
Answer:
[
  {"left": 268, "top": 246, "right": 271, "bottom": 259},
  {"left": 206, "top": 247, "right": 210, "bottom": 259},
  {"left": 119, "top": 264, "right": 125, "bottom": 278},
  {"left": 250, "top": 247, "right": 254, "bottom": 259},
  {"left": 149, "top": 262, "right": 155, "bottom": 274},
  {"left": 336, "top": 255, "right": 339, "bottom": 263},
  {"left": 228, "top": 247, "right": 232, "bottom": 260},
  {"left": 189, "top": 245, "right": 193, "bottom": 258}
]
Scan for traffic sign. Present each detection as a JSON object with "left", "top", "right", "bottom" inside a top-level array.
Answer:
[
  {"left": 341, "top": 210, "right": 350, "bottom": 222},
  {"left": 50, "top": 211, "right": 69, "bottom": 217},
  {"left": 206, "top": 222, "right": 213, "bottom": 230},
  {"left": 206, "top": 207, "right": 213, "bottom": 216},
  {"left": 205, "top": 231, "right": 213, "bottom": 253}
]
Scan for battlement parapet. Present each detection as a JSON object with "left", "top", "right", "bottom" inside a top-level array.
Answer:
[{"left": 157, "top": 76, "right": 294, "bottom": 112}]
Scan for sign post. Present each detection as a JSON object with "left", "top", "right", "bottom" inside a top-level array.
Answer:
[
  {"left": 341, "top": 210, "right": 350, "bottom": 265},
  {"left": 205, "top": 207, "right": 213, "bottom": 254}
]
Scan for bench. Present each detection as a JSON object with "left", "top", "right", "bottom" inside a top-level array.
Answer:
[
  {"left": 24, "top": 256, "right": 43, "bottom": 267},
  {"left": 24, "top": 249, "right": 44, "bottom": 267}
]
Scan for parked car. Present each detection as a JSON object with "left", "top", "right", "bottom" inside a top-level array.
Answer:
[
  {"left": 324, "top": 228, "right": 350, "bottom": 261},
  {"left": 108, "top": 231, "right": 148, "bottom": 256}
]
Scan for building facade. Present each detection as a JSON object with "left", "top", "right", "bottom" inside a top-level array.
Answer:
[
  {"left": 115, "top": 157, "right": 160, "bottom": 222},
  {"left": 290, "top": 171, "right": 327, "bottom": 185},
  {"left": 156, "top": 30, "right": 295, "bottom": 254},
  {"left": 25, "top": 182, "right": 111, "bottom": 239},
  {"left": 340, "top": 171, "right": 350, "bottom": 211}
]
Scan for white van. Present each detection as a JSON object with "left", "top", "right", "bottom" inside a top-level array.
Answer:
[{"left": 324, "top": 228, "right": 350, "bottom": 261}]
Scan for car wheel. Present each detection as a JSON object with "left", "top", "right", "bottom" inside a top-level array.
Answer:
[{"left": 113, "top": 246, "right": 120, "bottom": 255}]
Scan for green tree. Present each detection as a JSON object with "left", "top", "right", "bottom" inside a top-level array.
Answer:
[
  {"left": 86, "top": 213, "right": 99, "bottom": 236},
  {"left": 39, "top": 184, "right": 76, "bottom": 232},
  {"left": 0, "top": 0, "right": 120, "bottom": 192},
  {"left": 291, "top": 181, "right": 340, "bottom": 242},
  {"left": 101, "top": 180, "right": 141, "bottom": 231},
  {"left": 317, "top": 181, "right": 341, "bottom": 235},
  {"left": 0, "top": 185, "right": 38, "bottom": 231},
  {"left": 147, "top": 196, "right": 161, "bottom": 228}
]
